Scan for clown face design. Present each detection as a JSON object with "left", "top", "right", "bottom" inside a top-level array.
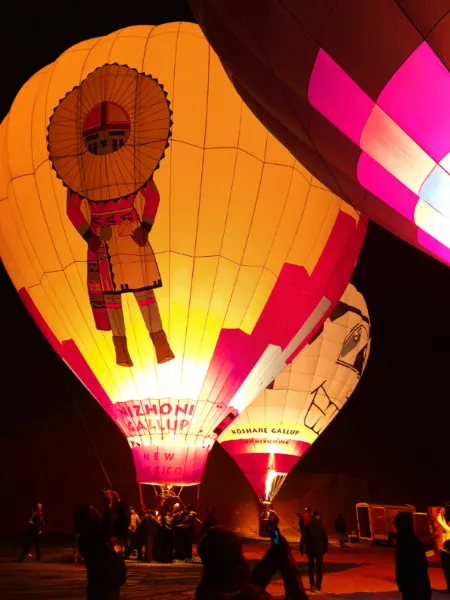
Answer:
[
  {"left": 337, "top": 322, "right": 370, "bottom": 377},
  {"left": 303, "top": 294, "right": 371, "bottom": 435}
]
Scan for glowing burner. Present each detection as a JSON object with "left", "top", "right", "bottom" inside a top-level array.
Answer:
[{"left": 264, "top": 454, "right": 288, "bottom": 502}]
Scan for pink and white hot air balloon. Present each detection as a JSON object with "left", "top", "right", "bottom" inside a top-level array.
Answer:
[{"left": 219, "top": 283, "right": 371, "bottom": 503}]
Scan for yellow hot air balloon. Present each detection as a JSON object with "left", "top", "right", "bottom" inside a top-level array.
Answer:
[
  {"left": 0, "top": 24, "right": 366, "bottom": 495},
  {"left": 219, "top": 283, "right": 371, "bottom": 502}
]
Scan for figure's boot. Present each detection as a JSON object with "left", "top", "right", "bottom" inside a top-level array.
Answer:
[
  {"left": 150, "top": 330, "right": 175, "bottom": 364},
  {"left": 113, "top": 335, "right": 134, "bottom": 367}
]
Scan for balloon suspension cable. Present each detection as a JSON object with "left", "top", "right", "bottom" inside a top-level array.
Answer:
[
  {"left": 139, "top": 483, "right": 147, "bottom": 514},
  {"left": 68, "top": 386, "right": 112, "bottom": 489},
  {"left": 276, "top": 509, "right": 299, "bottom": 533},
  {"left": 152, "top": 484, "right": 185, "bottom": 510},
  {"left": 193, "top": 485, "right": 203, "bottom": 524}
]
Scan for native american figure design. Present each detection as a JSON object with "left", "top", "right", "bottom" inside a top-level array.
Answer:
[{"left": 47, "top": 64, "right": 174, "bottom": 367}]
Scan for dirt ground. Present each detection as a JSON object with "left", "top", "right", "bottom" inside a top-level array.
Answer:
[{"left": 0, "top": 538, "right": 447, "bottom": 599}]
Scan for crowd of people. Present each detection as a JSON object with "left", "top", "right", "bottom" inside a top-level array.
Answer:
[
  {"left": 17, "top": 497, "right": 450, "bottom": 600},
  {"left": 123, "top": 502, "right": 200, "bottom": 563}
]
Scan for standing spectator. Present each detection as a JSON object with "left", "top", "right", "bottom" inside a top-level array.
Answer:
[
  {"left": 300, "top": 511, "right": 328, "bottom": 593},
  {"left": 75, "top": 489, "right": 128, "bottom": 600},
  {"left": 173, "top": 503, "right": 185, "bottom": 560},
  {"left": 394, "top": 511, "right": 431, "bottom": 600},
  {"left": 18, "top": 503, "right": 44, "bottom": 562},
  {"left": 182, "top": 505, "right": 197, "bottom": 560},
  {"left": 261, "top": 508, "right": 269, "bottom": 520},
  {"left": 124, "top": 507, "right": 139, "bottom": 559},
  {"left": 135, "top": 511, "right": 149, "bottom": 562},
  {"left": 297, "top": 507, "right": 312, "bottom": 533},
  {"left": 157, "top": 509, "right": 174, "bottom": 563},
  {"left": 144, "top": 511, "right": 161, "bottom": 563},
  {"left": 436, "top": 505, "right": 450, "bottom": 592},
  {"left": 334, "top": 514, "right": 348, "bottom": 551}
]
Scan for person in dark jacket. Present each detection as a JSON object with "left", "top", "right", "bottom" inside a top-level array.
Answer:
[
  {"left": 300, "top": 511, "right": 328, "bottom": 592},
  {"left": 394, "top": 511, "right": 431, "bottom": 600},
  {"left": 74, "top": 490, "right": 128, "bottom": 600},
  {"left": 196, "top": 525, "right": 308, "bottom": 600},
  {"left": 135, "top": 510, "right": 159, "bottom": 562},
  {"left": 173, "top": 503, "right": 186, "bottom": 560},
  {"left": 334, "top": 514, "right": 348, "bottom": 551},
  {"left": 18, "top": 503, "right": 44, "bottom": 561},
  {"left": 135, "top": 511, "right": 148, "bottom": 562},
  {"left": 144, "top": 511, "right": 161, "bottom": 562},
  {"left": 156, "top": 509, "right": 174, "bottom": 563}
]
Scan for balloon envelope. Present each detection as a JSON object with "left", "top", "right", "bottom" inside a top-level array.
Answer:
[
  {"left": 219, "top": 283, "right": 371, "bottom": 501},
  {"left": 190, "top": 0, "right": 450, "bottom": 266},
  {"left": 0, "top": 24, "right": 365, "bottom": 486}
]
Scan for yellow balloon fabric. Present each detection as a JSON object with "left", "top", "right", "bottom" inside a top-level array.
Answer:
[
  {"left": 0, "top": 24, "right": 366, "bottom": 486},
  {"left": 219, "top": 283, "right": 371, "bottom": 500}
]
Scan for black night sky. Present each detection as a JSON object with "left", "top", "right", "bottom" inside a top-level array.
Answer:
[{"left": 0, "top": 1, "right": 449, "bottom": 533}]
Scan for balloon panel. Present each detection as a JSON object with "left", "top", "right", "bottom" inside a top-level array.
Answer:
[
  {"left": 219, "top": 283, "right": 371, "bottom": 499},
  {"left": 0, "top": 24, "right": 365, "bottom": 485},
  {"left": 190, "top": 0, "right": 450, "bottom": 266}
]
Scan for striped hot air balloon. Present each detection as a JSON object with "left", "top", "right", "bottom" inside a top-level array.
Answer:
[{"left": 0, "top": 23, "right": 365, "bottom": 495}]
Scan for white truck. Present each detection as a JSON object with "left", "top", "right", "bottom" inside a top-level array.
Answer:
[{"left": 356, "top": 502, "right": 432, "bottom": 545}]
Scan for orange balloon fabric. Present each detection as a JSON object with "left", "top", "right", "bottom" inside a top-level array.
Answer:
[{"left": 0, "top": 24, "right": 366, "bottom": 486}]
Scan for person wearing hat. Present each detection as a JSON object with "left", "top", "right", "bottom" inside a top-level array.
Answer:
[{"left": 196, "top": 526, "right": 307, "bottom": 600}]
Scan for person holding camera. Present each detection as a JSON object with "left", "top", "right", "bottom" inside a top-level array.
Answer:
[
  {"left": 74, "top": 489, "right": 129, "bottom": 600},
  {"left": 196, "top": 525, "right": 308, "bottom": 600}
]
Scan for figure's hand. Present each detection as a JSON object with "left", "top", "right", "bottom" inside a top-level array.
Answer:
[
  {"left": 132, "top": 226, "right": 149, "bottom": 247},
  {"left": 102, "top": 489, "right": 114, "bottom": 508},
  {"left": 87, "top": 234, "right": 101, "bottom": 252}
]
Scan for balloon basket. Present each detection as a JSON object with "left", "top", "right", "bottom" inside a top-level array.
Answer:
[{"left": 258, "top": 518, "right": 271, "bottom": 538}]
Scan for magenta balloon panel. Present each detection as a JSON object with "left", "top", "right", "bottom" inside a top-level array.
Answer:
[{"left": 190, "top": 0, "right": 450, "bottom": 266}]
